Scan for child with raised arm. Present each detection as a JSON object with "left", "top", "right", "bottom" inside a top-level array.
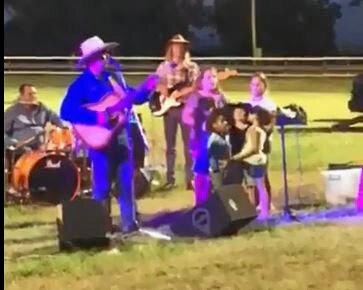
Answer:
[{"left": 182, "top": 67, "right": 227, "bottom": 205}]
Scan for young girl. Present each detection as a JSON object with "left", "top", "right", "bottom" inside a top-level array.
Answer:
[
  {"left": 247, "top": 72, "right": 277, "bottom": 113},
  {"left": 246, "top": 73, "right": 276, "bottom": 211},
  {"left": 182, "top": 67, "right": 227, "bottom": 205},
  {"left": 231, "top": 106, "right": 272, "bottom": 219}
]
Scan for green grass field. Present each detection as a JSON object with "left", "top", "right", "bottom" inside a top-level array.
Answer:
[
  {"left": 5, "top": 211, "right": 363, "bottom": 290},
  {"left": 4, "top": 75, "right": 363, "bottom": 289}
]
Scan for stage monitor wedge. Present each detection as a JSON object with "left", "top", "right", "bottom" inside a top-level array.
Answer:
[
  {"left": 170, "top": 184, "right": 257, "bottom": 237},
  {"left": 56, "top": 198, "right": 110, "bottom": 251}
]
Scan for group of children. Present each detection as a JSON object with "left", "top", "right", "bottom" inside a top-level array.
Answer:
[{"left": 182, "top": 68, "right": 275, "bottom": 220}]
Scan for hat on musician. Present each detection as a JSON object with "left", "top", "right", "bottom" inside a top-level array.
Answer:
[
  {"left": 78, "top": 36, "right": 119, "bottom": 64},
  {"left": 167, "top": 34, "right": 190, "bottom": 45}
]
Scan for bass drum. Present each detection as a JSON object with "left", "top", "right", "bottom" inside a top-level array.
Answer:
[{"left": 12, "top": 151, "right": 80, "bottom": 205}]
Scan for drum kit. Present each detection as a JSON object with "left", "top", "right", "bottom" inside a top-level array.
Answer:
[
  {"left": 4, "top": 125, "right": 91, "bottom": 206},
  {"left": 4, "top": 118, "right": 163, "bottom": 206}
]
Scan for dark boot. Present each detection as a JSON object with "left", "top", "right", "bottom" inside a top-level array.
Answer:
[{"left": 101, "top": 198, "right": 113, "bottom": 232}]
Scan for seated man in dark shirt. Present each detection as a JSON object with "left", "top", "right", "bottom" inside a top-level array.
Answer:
[{"left": 4, "top": 83, "right": 64, "bottom": 156}]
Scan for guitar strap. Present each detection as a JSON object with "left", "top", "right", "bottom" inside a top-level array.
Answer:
[
  {"left": 108, "top": 75, "right": 127, "bottom": 99},
  {"left": 108, "top": 73, "right": 149, "bottom": 152},
  {"left": 184, "top": 62, "right": 191, "bottom": 87}
]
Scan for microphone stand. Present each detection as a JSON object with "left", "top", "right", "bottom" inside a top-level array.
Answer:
[
  {"left": 276, "top": 109, "right": 303, "bottom": 222},
  {"left": 279, "top": 123, "right": 299, "bottom": 222}
]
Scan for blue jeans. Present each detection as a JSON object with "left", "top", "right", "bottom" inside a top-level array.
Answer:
[
  {"left": 89, "top": 144, "right": 136, "bottom": 231},
  {"left": 163, "top": 107, "right": 193, "bottom": 184}
]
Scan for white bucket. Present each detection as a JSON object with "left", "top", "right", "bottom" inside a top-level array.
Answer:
[{"left": 321, "top": 168, "right": 362, "bottom": 205}]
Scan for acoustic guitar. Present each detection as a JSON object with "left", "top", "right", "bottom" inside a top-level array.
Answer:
[
  {"left": 72, "top": 72, "right": 159, "bottom": 149},
  {"left": 71, "top": 73, "right": 135, "bottom": 150},
  {"left": 72, "top": 91, "right": 130, "bottom": 149}
]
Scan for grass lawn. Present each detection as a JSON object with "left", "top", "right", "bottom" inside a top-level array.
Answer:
[
  {"left": 4, "top": 75, "right": 363, "bottom": 289},
  {"left": 5, "top": 204, "right": 363, "bottom": 290}
]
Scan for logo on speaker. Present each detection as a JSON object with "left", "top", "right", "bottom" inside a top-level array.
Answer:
[
  {"left": 228, "top": 199, "right": 238, "bottom": 211},
  {"left": 192, "top": 208, "right": 211, "bottom": 236}
]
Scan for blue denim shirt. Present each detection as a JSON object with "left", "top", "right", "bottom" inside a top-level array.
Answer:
[{"left": 60, "top": 69, "right": 151, "bottom": 149}]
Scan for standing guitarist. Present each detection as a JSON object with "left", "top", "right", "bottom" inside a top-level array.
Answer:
[
  {"left": 156, "top": 34, "right": 200, "bottom": 190},
  {"left": 60, "top": 36, "right": 158, "bottom": 234}
]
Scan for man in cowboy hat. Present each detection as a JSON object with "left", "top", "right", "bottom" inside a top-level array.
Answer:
[
  {"left": 156, "top": 34, "right": 200, "bottom": 191},
  {"left": 60, "top": 36, "right": 158, "bottom": 234},
  {"left": 4, "top": 83, "right": 63, "bottom": 154}
]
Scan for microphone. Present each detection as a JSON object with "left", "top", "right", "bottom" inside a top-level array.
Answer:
[
  {"left": 107, "top": 56, "right": 129, "bottom": 92},
  {"left": 107, "top": 56, "right": 122, "bottom": 72}
]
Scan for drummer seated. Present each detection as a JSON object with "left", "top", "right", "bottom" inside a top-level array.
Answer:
[{"left": 4, "top": 83, "right": 64, "bottom": 160}]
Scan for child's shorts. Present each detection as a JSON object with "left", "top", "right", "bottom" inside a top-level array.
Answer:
[{"left": 244, "top": 164, "right": 266, "bottom": 186}]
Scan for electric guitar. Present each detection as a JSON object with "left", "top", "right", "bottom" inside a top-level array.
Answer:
[
  {"left": 149, "top": 82, "right": 186, "bottom": 117},
  {"left": 149, "top": 68, "right": 238, "bottom": 117}
]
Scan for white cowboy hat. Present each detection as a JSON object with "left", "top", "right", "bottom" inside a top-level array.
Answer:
[
  {"left": 78, "top": 36, "right": 119, "bottom": 64},
  {"left": 167, "top": 34, "right": 190, "bottom": 45}
]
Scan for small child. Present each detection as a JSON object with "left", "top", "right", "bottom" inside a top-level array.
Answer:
[
  {"left": 206, "top": 109, "right": 231, "bottom": 191},
  {"left": 231, "top": 106, "right": 272, "bottom": 219},
  {"left": 223, "top": 102, "right": 252, "bottom": 185}
]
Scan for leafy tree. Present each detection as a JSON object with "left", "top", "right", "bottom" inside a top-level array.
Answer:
[
  {"left": 349, "top": 0, "right": 362, "bottom": 6},
  {"left": 4, "top": 0, "right": 189, "bottom": 56},
  {"left": 257, "top": 0, "right": 342, "bottom": 56},
  {"left": 4, "top": 0, "right": 344, "bottom": 56},
  {"left": 214, "top": 0, "right": 251, "bottom": 55}
]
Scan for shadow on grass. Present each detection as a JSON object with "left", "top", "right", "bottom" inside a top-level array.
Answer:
[
  {"left": 140, "top": 208, "right": 189, "bottom": 228},
  {"left": 5, "top": 235, "right": 57, "bottom": 246},
  {"left": 6, "top": 245, "right": 59, "bottom": 261},
  {"left": 5, "top": 221, "right": 55, "bottom": 230}
]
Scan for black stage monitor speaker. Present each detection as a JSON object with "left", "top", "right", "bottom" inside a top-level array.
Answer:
[
  {"left": 134, "top": 168, "right": 151, "bottom": 199},
  {"left": 349, "top": 73, "right": 363, "bottom": 113},
  {"left": 56, "top": 198, "right": 110, "bottom": 251},
  {"left": 170, "top": 184, "right": 257, "bottom": 237}
]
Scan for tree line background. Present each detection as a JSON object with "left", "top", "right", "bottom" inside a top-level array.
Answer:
[{"left": 4, "top": 0, "right": 362, "bottom": 56}]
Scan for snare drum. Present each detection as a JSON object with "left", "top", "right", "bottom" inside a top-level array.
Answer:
[
  {"left": 12, "top": 151, "right": 80, "bottom": 204},
  {"left": 46, "top": 127, "right": 73, "bottom": 152}
]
